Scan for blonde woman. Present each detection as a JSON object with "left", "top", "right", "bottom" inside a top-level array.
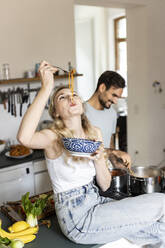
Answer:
[{"left": 18, "top": 61, "right": 165, "bottom": 247}]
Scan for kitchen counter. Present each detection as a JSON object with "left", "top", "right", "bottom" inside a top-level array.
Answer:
[
  {"left": 0, "top": 211, "right": 141, "bottom": 248},
  {"left": 0, "top": 211, "right": 100, "bottom": 248},
  {"left": 0, "top": 149, "right": 44, "bottom": 169}
]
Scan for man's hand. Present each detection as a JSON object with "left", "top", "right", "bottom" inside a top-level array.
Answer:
[
  {"left": 112, "top": 150, "right": 131, "bottom": 168},
  {"left": 105, "top": 148, "right": 131, "bottom": 169}
]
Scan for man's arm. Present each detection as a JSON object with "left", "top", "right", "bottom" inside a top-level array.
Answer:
[
  {"left": 110, "top": 134, "right": 115, "bottom": 149},
  {"left": 107, "top": 136, "right": 131, "bottom": 169}
]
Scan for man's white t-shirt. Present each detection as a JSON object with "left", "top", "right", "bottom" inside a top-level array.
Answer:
[{"left": 85, "top": 102, "right": 117, "bottom": 148}]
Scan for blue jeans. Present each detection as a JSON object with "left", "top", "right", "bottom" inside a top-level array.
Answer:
[{"left": 54, "top": 181, "right": 165, "bottom": 247}]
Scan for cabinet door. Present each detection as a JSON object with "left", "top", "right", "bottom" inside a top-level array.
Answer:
[
  {"left": 34, "top": 171, "right": 52, "bottom": 195},
  {"left": 0, "top": 163, "right": 34, "bottom": 205},
  {"left": 33, "top": 160, "right": 52, "bottom": 195}
]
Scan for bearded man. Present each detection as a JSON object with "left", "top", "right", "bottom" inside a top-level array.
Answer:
[{"left": 85, "top": 71, "right": 131, "bottom": 168}]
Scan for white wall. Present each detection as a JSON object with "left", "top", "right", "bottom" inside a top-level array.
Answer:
[
  {"left": 75, "top": 18, "right": 95, "bottom": 101},
  {"left": 74, "top": 5, "right": 110, "bottom": 90},
  {"left": 0, "top": 0, "right": 76, "bottom": 142},
  {"left": 127, "top": 1, "right": 165, "bottom": 166}
]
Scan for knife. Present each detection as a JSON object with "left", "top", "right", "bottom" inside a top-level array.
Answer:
[
  {"left": 8, "top": 89, "right": 10, "bottom": 113},
  {"left": 13, "top": 87, "right": 17, "bottom": 117},
  {"left": 11, "top": 91, "right": 14, "bottom": 116}
]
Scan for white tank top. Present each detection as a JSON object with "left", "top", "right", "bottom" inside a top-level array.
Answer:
[{"left": 45, "top": 153, "right": 96, "bottom": 193}]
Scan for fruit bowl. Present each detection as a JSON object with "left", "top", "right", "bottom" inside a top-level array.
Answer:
[{"left": 62, "top": 138, "right": 101, "bottom": 157}]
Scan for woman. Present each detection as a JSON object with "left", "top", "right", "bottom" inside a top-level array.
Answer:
[{"left": 17, "top": 61, "right": 165, "bottom": 247}]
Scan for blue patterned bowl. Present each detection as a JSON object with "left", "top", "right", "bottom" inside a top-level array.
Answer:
[{"left": 62, "top": 138, "right": 101, "bottom": 154}]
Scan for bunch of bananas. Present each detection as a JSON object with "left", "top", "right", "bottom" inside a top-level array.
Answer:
[{"left": 0, "top": 220, "right": 38, "bottom": 244}]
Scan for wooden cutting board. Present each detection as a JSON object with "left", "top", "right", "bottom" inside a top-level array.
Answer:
[
  {"left": 0, "top": 191, "right": 55, "bottom": 223},
  {"left": 1, "top": 204, "right": 23, "bottom": 222}
]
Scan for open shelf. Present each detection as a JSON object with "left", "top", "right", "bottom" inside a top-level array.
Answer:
[{"left": 0, "top": 73, "right": 83, "bottom": 85}]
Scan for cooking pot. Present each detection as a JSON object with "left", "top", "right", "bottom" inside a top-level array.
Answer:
[
  {"left": 99, "top": 168, "right": 129, "bottom": 200},
  {"left": 110, "top": 168, "right": 128, "bottom": 194},
  {"left": 129, "top": 166, "right": 162, "bottom": 196}
]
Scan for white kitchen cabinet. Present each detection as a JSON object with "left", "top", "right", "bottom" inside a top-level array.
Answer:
[
  {"left": 33, "top": 160, "right": 52, "bottom": 195},
  {"left": 0, "top": 162, "right": 34, "bottom": 206}
]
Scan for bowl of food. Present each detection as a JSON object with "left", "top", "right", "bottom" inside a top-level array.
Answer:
[
  {"left": 5, "top": 144, "right": 33, "bottom": 159},
  {"left": 0, "top": 140, "right": 6, "bottom": 153},
  {"left": 62, "top": 138, "right": 101, "bottom": 157}
]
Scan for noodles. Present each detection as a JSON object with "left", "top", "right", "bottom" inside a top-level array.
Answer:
[
  {"left": 68, "top": 69, "right": 76, "bottom": 102},
  {"left": 68, "top": 71, "right": 71, "bottom": 89}
]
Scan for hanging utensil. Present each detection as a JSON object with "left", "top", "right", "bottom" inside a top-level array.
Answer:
[
  {"left": 11, "top": 90, "right": 14, "bottom": 116},
  {"left": 13, "top": 87, "right": 16, "bottom": 117},
  {"left": 16, "top": 87, "right": 21, "bottom": 117},
  {"left": 27, "top": 83, "right": 31, "bottom": 108},
  {"left": 21, "top": 89, "right": 26, "bottom": 115},
  {"left": 8, "top": 89, "right": 11, "bottom": 113},
  {"left": 20, "top": 89, "right": 23, "bottom": 117},
  {"left": 2, "top": 92, "right": 7, "bottom": 110},
  {"left": 18, "top": 88, "right": 22, "bottom": 117}
]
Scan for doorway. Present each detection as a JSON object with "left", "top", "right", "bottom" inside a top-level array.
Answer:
[{"left": 74, "top": 5, "right": 128, "bottom": 151}]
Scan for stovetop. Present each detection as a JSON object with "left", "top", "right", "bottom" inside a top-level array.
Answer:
[{"left": 99, "top": 188, "right": 131, "bottom": 200}]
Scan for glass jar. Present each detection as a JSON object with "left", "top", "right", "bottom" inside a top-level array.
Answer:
[{"left": 2, "top": 63, "right": 10, "bottom": 80}]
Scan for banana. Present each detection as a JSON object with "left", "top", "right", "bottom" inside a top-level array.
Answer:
[
  {"left": 8, "top": 221, "right": 30, "bottom": 233},
  {"left": 0, "top": 220, "right": 38, "bottom": 239},
  {"left": 11, "top": 234, "right": 36, "bottom": 244}
]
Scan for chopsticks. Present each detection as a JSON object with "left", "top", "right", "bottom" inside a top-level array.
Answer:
[{"left": 53, "top": 65, "right": 69, "bottom": 74}]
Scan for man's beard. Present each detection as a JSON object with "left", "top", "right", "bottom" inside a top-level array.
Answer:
[{"left": 98, "top": 96, "right": 111, "bottom": 109}]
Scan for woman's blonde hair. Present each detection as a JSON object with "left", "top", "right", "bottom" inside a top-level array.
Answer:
[{"left": 48, "top": 86, "right": 100, "bottom": 161}]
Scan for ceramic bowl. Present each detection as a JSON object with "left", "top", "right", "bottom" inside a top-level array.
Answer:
[{"left": 62, "top": 138, "right": 101, "bottom": 154}]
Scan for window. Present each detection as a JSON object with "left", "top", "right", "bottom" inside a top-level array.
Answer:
[{"left": 114, "top": 16, "right": 127, "bottom": 73}]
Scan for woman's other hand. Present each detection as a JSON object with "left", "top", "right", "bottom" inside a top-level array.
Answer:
[
  {"left": 90, "top": 143, "right": 111, "bottom": 192},
  {"left": 90, "top": 143, "right": 105, "bottom": 162}
]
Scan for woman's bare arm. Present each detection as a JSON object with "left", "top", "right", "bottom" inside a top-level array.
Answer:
[
  {"left": 92, "top": 127, "right": 111, "bottom": 192},
  {"left": 17, "top": 61, "right": 58, "bottom": 150}
]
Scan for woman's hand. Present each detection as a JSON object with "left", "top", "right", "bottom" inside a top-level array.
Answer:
[
  {"left": 17, "top": 60, "right": 58, "bottom": 149},
  {"left": 39, "top": 61, "right": 58, "bottom": 91},
  {"left": 90, "top": 143, "right": 105, "bottom": 162},
  {"left": 90, "top": 143, "right": 111, "bottom": 192}
]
